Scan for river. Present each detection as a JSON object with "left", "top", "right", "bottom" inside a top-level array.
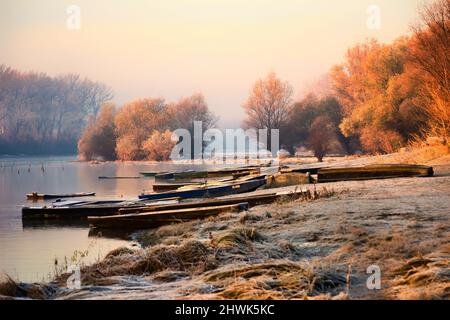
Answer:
[{"left": 0, "top": 155, "right": 214, "bottom": 282}]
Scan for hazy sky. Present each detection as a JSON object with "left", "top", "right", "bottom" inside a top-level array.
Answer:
[{"left": 0, "top": 0, "right": 432, "bottom": 127}]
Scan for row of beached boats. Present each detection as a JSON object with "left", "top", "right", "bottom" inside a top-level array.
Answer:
[{"left": 22, "top": 163, "right": 434, "bottom": 231}]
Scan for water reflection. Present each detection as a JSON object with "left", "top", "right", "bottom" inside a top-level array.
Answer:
[
  {"left": 0, "top": 155, "right": 214, "bottom": 282},
  {"left": 21, "top": 219, "right": 89, "bottom": 229}
]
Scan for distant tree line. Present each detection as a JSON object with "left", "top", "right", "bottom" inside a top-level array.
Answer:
[
  {"left": 243, "top": 0, "right": 449, "bottom": 160},
  {"left": 0, "top": 65, "right": 112, "bottom": 154},
  {"left": 78, "top": 94, "right": 217, "bottom": 161}
]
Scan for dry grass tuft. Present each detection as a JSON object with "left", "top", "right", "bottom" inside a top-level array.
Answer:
[
  {"left": 214, "top": 227, "right": 264, "bottom": 248},
  {"left": 137, "top": 221, "right": 197, "bottom": 247},
  {"left": 0, "top": 274, "right": 19, "bottom": 298},
  {"left": 0, "top": 273, "right": 58, "bottom": 299},
  {"left": 201, "top": 261, "right": 347, "bottom": 299},
  {"left": 239, "top": 212, "right": 263, "bottom": 223},
  {"left": 150, "top": 240, "right": 217, "bottom": 273},
  {"left": 386, "top": 255, "right": 450, "bottom": 299},
  {"left": 376, "top": 144, "right": 449, "bottom": 165},
  {"left": 68, "top": 240, "right": 218, "bottom": 286},
  {"left": 104, "top": 247, "right": 135, "bottom": 259}
]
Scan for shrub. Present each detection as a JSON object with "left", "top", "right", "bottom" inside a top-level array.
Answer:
[
  {"left": 143, "top": 130, "right": 176, "bottom": 161},
  {"left": 78, "top": 103, "right": 117, "bottom": 160}
]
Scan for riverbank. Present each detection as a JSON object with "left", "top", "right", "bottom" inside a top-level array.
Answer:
[{"left": 1, "top": 146, "right": 449, "bottom": 300}]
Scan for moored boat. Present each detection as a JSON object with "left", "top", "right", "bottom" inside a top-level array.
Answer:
[
  {"left": 88, "top": 203, "right": 249, "bottom": 229},
  {"left": 139, "top": 178, "right": 267, "bottom": 201},
  {"left": 152, "top": 182, "right": 203, "bottom": 192},
  {"left": 120, "top": 189, "right": 308, "bottom": 215},
  {"left": 155, "top": 167, "right": 262, "bottom": 180},
  {"left": 98, "top": 176, "right": 140, "bottom": 179},
  {"left": 317, "top": 164, "right": 433, "bottom": 183},
  {"left": 281, "top": 164, "right": 331, "bottom": 175},
  {"left": 140, "top": 171, "right": 168, "bottom": 177},
  {"left": 265, "top": 172, "right": 311, "bottom": 188},
  {"left": 21, "top": 199, "right": 178, "bottom": 219},
  {"left": 26, "top": 192, "right": 95, "bottom": 200}
]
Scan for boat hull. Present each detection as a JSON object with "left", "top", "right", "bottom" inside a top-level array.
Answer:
[
  {"left": 266, "top": 172, "right": 311, "bottom": 188},
  {"left": 155, "top": 167, "right": 261, "bottom": 180},
  {"left": 121, "top": 190, "right": 307, "bottom": 215},
  {"left": 139, "top": 178, "right": 266, "bottom": 201},
  {"left": 26, "top": 192, "right": 96, "bottom": 200},
  {"left": 317, "top": 164, "right": 433, "bottom": 183},
  {"left": 22, "top": 201, "right": 146, "bottom": 219},
  {"left": 152, "top": 182, "right": 202, "bottom": 192},
  {"left": 140, "top": 171, "right": 167, "bottom": 177},
  {"left": 88, "top": 203, "right": 249, "bottom": 229}
]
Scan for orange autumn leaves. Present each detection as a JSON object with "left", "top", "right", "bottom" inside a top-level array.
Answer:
[
  {"left": 330, "top": 0, "right": 449, "bottom": 153},
  {"left": 78, "top": 94, "right": 215, "bottom": 161}
]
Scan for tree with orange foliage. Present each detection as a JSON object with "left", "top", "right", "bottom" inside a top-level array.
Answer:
[
  {"left": 143, "top": 130, "right": 176, "bottom": 161},
  {"left": 168, "top": 93, "right": 217, "bottom": 159},
  {"left": 242, "top": 72, "right": 293, "bottom": 151},
  {"left": 410, "top": 0, "right": 450, "bottom": 142},
  {"left": 330, "top": 38, "right": 428, "bottom": 154},
  {"left": 77, "top": 103, "right": 117, "bottom": 161},
  {"left": 114, "top": 98, "right": 170, "bottom": 160}
]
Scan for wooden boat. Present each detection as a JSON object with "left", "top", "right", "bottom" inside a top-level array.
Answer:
[
  {"left": 88, "top": 203, "right": 249, "bottom": 229},
  {"left": 317, "top": 164, "right": 433, "bottom": 183},
  {"left": 281, "top": 164, "right": 331, "bottom": 174},
  {"left": 120, "top": 189, "right": 308, "bottom": 215},
  {"left": 140, "top": 171, "right": 168, "bottom": 177},
  {"left": 155, "top": 167, "right": 261, "bottom": 180},
  {"left": 139, "top": 178, "right": 267, "bottom": 201},
  {"left": 152, "top": 182, "right": 203, "bottom": 192},
  {"left": 98, "top": 176, "right": 141, "bottom": 179},
  {"left": 21, "top": 199, "right": 179, "bottom": 220},
  {"left": 265, "top": 172, "right": 311, "bottom": 188},
  {"left": 154, "top": 172, "right": 176, "bottom": 179},
  {"left": 26, "top": 192, "right": 95, "bottom": 200},
  {"left": 152, "top": 172, "right": 267, "bottom": 192}
]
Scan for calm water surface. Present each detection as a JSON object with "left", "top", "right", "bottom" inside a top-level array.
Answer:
[{"left": 0, "top": 155, "right": 213, "bottom": 282}]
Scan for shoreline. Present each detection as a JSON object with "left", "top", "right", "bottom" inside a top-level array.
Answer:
[{"left": 1, "top": 145, "right": 449, "bottom": 300}]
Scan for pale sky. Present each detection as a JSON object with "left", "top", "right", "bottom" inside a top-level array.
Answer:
[{"left": 0, "top": 0, "right": 432, "bottom": 127}]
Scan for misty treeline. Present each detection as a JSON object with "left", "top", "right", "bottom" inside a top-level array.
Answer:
[
  {"left": 77, "top": 94, "right": 217, "bottom": 161},
  {"left": 0, "top": 65, "right": 112, "bottom": 154},
  {"left": 244, "top": 0, "right": 449, "bottom": 160}
]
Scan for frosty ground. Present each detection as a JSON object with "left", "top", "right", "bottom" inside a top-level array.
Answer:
[{"left": 1, "top": 147, "right": 449, "bottom": 300}]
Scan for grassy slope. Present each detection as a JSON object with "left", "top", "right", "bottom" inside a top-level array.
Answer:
[{"left": 1, "top": 145, "right": 449, "bottom": 300}]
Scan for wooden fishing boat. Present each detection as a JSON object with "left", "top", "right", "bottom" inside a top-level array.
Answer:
[
  {"left": 203, "top": 167, "right": 262, "bottom": 178},
  {"left": 98, "top": 176, "right": 141, "bottom": 179},
  {"left": 21, "top": 199, "right": 179, "bottom": 219},
  {"left": 155, "top": 167, "right": 261, "bottom": 180},
  {"left": 317, "top": 164, "right": 433, "bottom": 183},
  {"left": 152, "top": 172, "right": 267, "bottom": 192},
  {"left": 26, "top": 192, "right": 95, "bottom": 200},
  {"left": 152, "top": 182, "right": 203, "bottom": 192},
  {"left": 120, "top": 189, "right": 307, "bottom": 215},
  {"left": 140, "top": 171, "right": 168, "bottom": 177},
  {"left": 88, "top": 203, "right": 249, "bottom": 229},
  {"left": 281, "top": 164, "right": 331, "bottom": 175},
  {"left": 139, "top": 178, "right": 267, "bottom": 201},
  {"left": 265, "top": 172, "right": 311, "bottom": 188}
]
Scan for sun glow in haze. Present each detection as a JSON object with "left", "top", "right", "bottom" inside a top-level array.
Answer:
[{"left": 0, "top": 0, "right": 432, "bottom": 127}]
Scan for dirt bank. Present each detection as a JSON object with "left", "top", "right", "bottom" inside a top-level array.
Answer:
[{"left": 2, "top": 147, "right": 449, "bottom": 300}]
